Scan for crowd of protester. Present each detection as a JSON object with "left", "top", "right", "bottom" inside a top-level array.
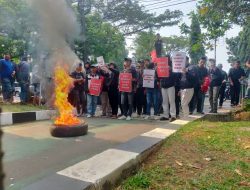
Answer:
[
  {"left": 69, "top": 56, "right": 249, "bottom": 122},
  {"left": 0, "top": 54, "right": 249, "bottom": 122}
]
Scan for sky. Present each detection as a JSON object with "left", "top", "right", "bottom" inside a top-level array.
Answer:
[{"left": 126, "top": 0, "right": 242, "bottom": 72}]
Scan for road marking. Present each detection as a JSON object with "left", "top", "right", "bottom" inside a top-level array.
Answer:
[{"left": 58, "top": 149, "right": 138, "bottom": 183}]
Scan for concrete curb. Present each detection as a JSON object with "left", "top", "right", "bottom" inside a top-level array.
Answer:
[{"left": 0, "top": 110, "right": 56, "bottom": 126}]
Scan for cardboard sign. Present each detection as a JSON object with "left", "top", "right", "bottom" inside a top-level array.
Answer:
[
  {"left": 89, "top": 78, "right": 102, "bottom": 96},
  {"left": 172, "top": 52, "right": 186, "bottom": 73},
  {"left": 97, "top": 56, "right": 105, "bottom": 67},
  {"left": 119, "top": 73, "right": 132, "bottom": 92},
  {"left": 143, "top": 69, "right": 155, "bottom": 88},
  {"left": 156, "top": 57, "right": 169, "bottom": 78}
]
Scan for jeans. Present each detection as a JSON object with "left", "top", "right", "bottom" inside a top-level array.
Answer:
[
  {"left": 230, "top": 84, "right": 241, "bottom": 105},
  {"left": 121, "top": 92, "right": 134, "bottom": 117},
  {"left": 162, "top": 86, "right": 176, "bottom": 118},
  {"left": 189, "top": 87, "right": 205, "bottom": 113},
  {"left": 1, "top": 78, "right": 13, "bottom": 101},
  {"left": 146, "top": 88, "right": 159, "bottom": 116},
  {"left": 20, "top": 81, "right": 30, "bottom": 103},
  {"left": 87, "top": 94, "right": 98, "bottom": 116},
  {"left": 209, "top": 86, "right": 220, "bottom": 112}
]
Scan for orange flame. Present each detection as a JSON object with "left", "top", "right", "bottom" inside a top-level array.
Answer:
[{"left": 54, "top": 65, "right": 81, "bottom": 126}]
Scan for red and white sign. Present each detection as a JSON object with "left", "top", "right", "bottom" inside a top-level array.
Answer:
[
  {"left": 89, "top": 78, "right": 102, "bottom": 96},
  {"left": 172, "top": 52, "right": 186, "bottom": 73},
  {"left": 119, "top": 73, "right": 132, "bottom": 92},
  {"left": 156, "top": 57, "right": 169, "bottom": 78},
  {"left": 143, "top": 69, "right": 155, "bottom": 88}
]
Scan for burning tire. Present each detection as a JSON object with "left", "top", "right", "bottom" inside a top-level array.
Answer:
[{"left": 50, "top": 122, "right": 88, "bottom": 137}]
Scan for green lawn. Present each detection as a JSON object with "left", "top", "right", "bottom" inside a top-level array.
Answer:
[
  {"left": 0, "top": 104, "right": 48, "bottom": 112},
  {"left": 118, "top": 119, "right": 250, "bottom": 190}
]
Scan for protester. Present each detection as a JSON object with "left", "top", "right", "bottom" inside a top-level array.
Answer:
[
  {"left": 155, "top": 33, "right": 163, "bottom": 58},
  {"left": 70, "top": 63, "right": 86, "bottom": 116},
  {"left": 85, "top": 64, "right": 101, "bottom": 118},
  {"left": 228, "top": 61, "right": 246, "bottom": 106},
  {"left": 118, "top": 58, "right": 138, "bottom": 121},
  {"left": 134, "top": 62, "right": 145, "bottom": 117},
  {"left": 0, "top": 55, "right": 15, "bottom": 103},
  {"left": 245, "top": 58, "right": 250, "bottom": 98},
  {"left": 217, "top": 64, "right": 228, "bottom": 107},
  {"left": 190, "top": 57, "right": 208, "bottom": 114},
  {"left": 159, "top": 62, "right": 177, "bottom": 122},
  {"left": 108, "top": 63, "right": 120, "bottom": 118},
  {"left": 99, "top": 65, "right": 112, "bottom": 117},
  {"left": 180, "top": 58, "right": 196, "bottom": 117},
  {"left": 17, "top": 57, "right": 30, "bottom": 104},
  {"left": 208, "top": 59, "right": 222, "bottom": 113},
  {"left": 84, "top": 61, "right": 91, "bottom": 75},
  {"left": 144, "top": 62, "right": 160, "bottom": 120}
]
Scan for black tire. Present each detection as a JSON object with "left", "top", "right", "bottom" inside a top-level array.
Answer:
[{"left": 50, "top": 123, "right": 88, "bottom": 138}]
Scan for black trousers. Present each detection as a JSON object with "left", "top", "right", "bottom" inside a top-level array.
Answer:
[
  {"left": 219, "top": 84, "right": 226, "bottom": 106},
  {"left": 230, "top": 84, "right": 241, "bottom": 106},
  {"left": 108, "top": 88, "right": 119, "bottom": 116},
  {"left": 135, "top": 87, "right": 146, "bottom": 115}
]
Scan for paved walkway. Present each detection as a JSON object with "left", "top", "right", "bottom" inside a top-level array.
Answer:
[{"left": 2, "top": 101, "right": 232, "bottom": 190}]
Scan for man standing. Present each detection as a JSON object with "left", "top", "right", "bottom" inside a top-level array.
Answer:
[
  {"left": 0, "top": 55, "right": 15, "bottom": 103},
  {"left": 245, "top": 58, "right": 250, "bottom": 98},
  {"left": 118, "top": 58, "right": 138, "bottom": 121},
  {"left": 190, "top": 57, "right": 208, "bottom": 114},
  {"left": 155, "top": 33, "right": 163, "bottom": 58},
  {"left": 208, "top": 59, "right": 223, "bottom": 113},
  {"left": 17, "top": 57, "right": 30, "bottom": 104},
  {"left": 217, "top": 64, "right": 228, "bottom": 108},
  {"left": 228, "top": 61, "right": 246, "bottom": 106}
]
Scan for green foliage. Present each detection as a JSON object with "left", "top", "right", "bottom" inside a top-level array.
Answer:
[
  {"left": 226, "top": 36, "right": 240, "bottom": 63},
  {"left": 163, "top": 35, "right": 189, "bottom": 55},
  {"left": 121, "top": 172, "right": 150, "bottom": 190},
  {"left": 134, "top": 31, "right": 155, "bottom": 60},
  {"left": 189, "top": 13, "right": 205, "bottom": 64}
]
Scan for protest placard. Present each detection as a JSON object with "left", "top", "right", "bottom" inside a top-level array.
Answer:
[
  {"left": 143, "top": 69, "right": 155, "bottom": 88},
  {"left": 156, "top": 57, "right": 169, "bottom": 78},
  {"left": 119, "top": 73, "right": 132, "bottom": 92},
  {"left": 172, "top": 52, "right": 186, "bottom": 73},
  {"left": 97, "top": 56, "right": 105, "bottom": 67},
  {"left": 89, "top": 78, "right": 103, "bottom": 96}
]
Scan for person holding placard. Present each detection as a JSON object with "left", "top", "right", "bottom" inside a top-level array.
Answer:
[
  {"left": 118, "top": 58, "right": 138, "bottom": 121},
  {"left": 85, "top": 64, "right": 102, "bottom": 118},
  {"left": 158, "top": 57, "right": 177, "bottom": 122},
  {"left": 143, "top": 62, "right": 160, "bottom": 120}
]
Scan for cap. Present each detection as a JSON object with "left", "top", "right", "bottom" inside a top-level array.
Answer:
[{"left": 90, "top": 63, "right": 98, "bottom": 68}]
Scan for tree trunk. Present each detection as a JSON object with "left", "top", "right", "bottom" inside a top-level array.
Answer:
[{"left": 214, "top": 38, "right": 217, "bottom": 62}]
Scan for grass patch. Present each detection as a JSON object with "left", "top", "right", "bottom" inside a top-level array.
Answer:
[
  {"left": 118, "top": 120, "right": 250, "bottom": 190},
  {"left": 0, "top": 103, "right": 47, "bottom": 112}
]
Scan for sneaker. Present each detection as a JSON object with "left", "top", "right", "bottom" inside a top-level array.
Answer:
[
  {"left": 169, "top": 117, "right": 176, "bottom": 122},
  {"left": 176, "top": 115, "right": 180, "bottom": 119},
  {"left": 86, "top": 114, "right": 92, "bottom": 118},
  {"left": 144, "top": 115, "right": 150, "bottom": 120},
  {"left": 126, "top": 116, "right": 132, "bottom": 121},
  {"left": 118, "top": 115, "right": 126, "bottom": 120},
  {"left": 160, "top": 117, "right": 169, "bottom": 121},
  {"left": 154, "top": 115, "right": 159, "bottom": 120}
]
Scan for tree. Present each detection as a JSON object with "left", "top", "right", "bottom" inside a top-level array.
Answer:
[
  {"left": 134, "top": 31, "right": 156, "bottom": 60},
  {"left": 162, "top": 36, "right": 189, "bottom": 55},
  {"left": 226, "top": 36, "right": 240, "bottom": 63},
  {"left": 189, "top": 13, "right": 205, "bottom": 64},
  {"left": 198, "top": 0, "right": 249, "bottom": 25},
  {"left": 75, "top": 13, "right": 127, "bottom": 65},
  {"left": 198, "top": 4, "right": 231, "bottom": 61}
]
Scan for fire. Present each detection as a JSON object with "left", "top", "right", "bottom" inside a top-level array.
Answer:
[{"left": 54, "top": 65, "right": 81, "bottom": 126}]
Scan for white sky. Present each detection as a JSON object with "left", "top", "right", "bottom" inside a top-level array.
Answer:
[{"left": 126, "top": 0, "right": 242, "bottom": 72}]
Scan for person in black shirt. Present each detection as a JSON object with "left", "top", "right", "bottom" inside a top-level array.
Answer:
[
  {"left": 189, "top": 57, "right": 208, "bottom": 114},
  {"left": 155, "top": 33, "right": 163, "bottom": 58},
  {"left": 228, "top": 61, "right": 246, "bottom": 106},
  {"left": 217, "top": 64, "right": 228, "bottom": 107},
  {"left": 70, "top": 63, "right": 86, "bottom": 116},
  {"left": 108, "top": 62, "right": 120, "bottom": 118},
  {"left": 208, "top": 59, "right": 223, "bottom": 113}
]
